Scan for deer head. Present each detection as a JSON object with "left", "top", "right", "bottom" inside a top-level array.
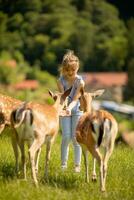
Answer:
[
  {"left": 48, "top": 87, "right": 72, "bottom": 107},
  {"left": 79, "top": 87, "right": 105, "bottom": 112}
]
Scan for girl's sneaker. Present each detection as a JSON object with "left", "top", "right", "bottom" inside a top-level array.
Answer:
[
  {"left": 74, "top": 165, "right": 80, "bottom": 173},
  {"left": 61, "top": 164, "right": 67, "bottom": 171}
]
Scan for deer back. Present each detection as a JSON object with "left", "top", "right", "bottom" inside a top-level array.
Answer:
[
  {"left": 0, "top": 94, "right": 22, "bottom": 126},
  {"left": 27, "top": 102, "right": 59, "bottom": 137}
]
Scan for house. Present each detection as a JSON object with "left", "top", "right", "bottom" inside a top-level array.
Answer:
[
  {"left": 13, "top": 80, "right": 39, "bottom": 91},
  {"left": 80, "top": 72, "right": 128, "bottom": 102}
]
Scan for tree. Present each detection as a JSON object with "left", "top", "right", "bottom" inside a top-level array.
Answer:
[
  {"left": 0, "top": 0, "right": 129, "bottom": 75},
  {"left": 124, "top": 19, "right": 134, "bottom": 102},
  {"left": 85, "top": 0, "right": 128, "bottom": 71}
]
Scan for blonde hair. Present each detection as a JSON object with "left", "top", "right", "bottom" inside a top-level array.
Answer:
[{"left": 59, "top": 50, "right": 79, "bottom": 75}]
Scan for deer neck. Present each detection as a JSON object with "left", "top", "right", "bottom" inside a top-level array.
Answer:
[
  {"left": 84, "top": 103, "right": 92, "bottom": 114},
  {"left": 53, "top": 99, "right": 61, "bottom": 114},
  {"left": 85, "top": 106, "right": 92, "bottom": 113}
]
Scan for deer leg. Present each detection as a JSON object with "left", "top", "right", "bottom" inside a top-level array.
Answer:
[
  {"left": 44, "top": 136, "right": 53, "bottom": 180},
  {"left": 81, "top": 145, "right": 89, "bottom": 183},
  {"left": 90, "top": 147, "right": 104, "bottom": 192},
  {"left": 35, "top": 147, "right": 41, "bottom": 174},
  {"left": 19, "top": 141, "right": 26, "bottom": 180},
  {"left": 0, "top": 124, "right": 5, "bottom": 135},
  {"left": 29, "top": 137, "right": 44, "bottom": 186},
  {"left": 92, "top": 158, "right": 97, "bottom": 181},
  {"left": 28, "top": 140, "right": 41, "bottom": 175},
  {"left": 11, "top": 134, "right": 19, "bottom": 174},
  {"left": 103, "top": 142, "right": 114, "bottom": 191}
]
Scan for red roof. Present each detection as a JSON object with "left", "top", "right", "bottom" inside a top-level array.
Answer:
[
  {"left": 81, "top": 72, "right": 127, "bottom": 87},
  {"left": 14, "top": 80, "right": 39, "bottom": 90}
]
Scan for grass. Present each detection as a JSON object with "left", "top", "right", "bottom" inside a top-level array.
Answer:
[{"left": 0, "top": 132, "right": 134, "bottom": 200}]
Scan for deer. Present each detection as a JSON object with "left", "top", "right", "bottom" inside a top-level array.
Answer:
[
  {"left": 0, "top": 94, "right": 25, "bottom": 173},
  {"left": 10, "top": 103, "right": 35, "bottom": 180},
  {"left": 76, "top": 88, "right": 118, "bottom": 192},
  {"left": 0, "top": 94, "right": 34, "bottom": 175},
  {"left": 0, "top": 94, "right": 22, "bottom": 135},
  {"left": 10, "top": 88, "right": 71, "bottom": 186}
]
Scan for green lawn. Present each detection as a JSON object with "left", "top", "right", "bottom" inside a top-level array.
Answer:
[{"left": 0, "top": 132, "right": 134, "bottom": 200}]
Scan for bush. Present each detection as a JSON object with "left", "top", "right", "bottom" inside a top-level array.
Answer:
[{"left": 26, "top": 67, "right": 57, "bottom": 90}]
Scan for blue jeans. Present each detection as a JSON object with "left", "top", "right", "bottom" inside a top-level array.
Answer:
[{"left": 60, "top": 113, "right": 82, "bottom": 166}]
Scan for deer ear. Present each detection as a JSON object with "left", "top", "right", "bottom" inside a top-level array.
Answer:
[
  {"left": 11, "top": 109, "right": 17, "bottom": 123},
  {"left": 80, "top": 87, "right": 85, "bottom": 96},
  {"left": 91, "top": 89, "right": 105, "bottom": 98},
  {"left": 48, "top": 90, "right": 54, "bottom": 98},
  {"left": 48, "top": 90, "right": 58, "bottom": 101},
  {"left": 62, "top": 87, "right": 72, "bottom": 100}
]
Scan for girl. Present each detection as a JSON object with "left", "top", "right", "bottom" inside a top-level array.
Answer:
[{"left": 57, "top": 50, "right": 85, "bottom": 172}]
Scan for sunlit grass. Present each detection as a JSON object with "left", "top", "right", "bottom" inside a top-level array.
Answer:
[{"left": 0, "top": 132, "right": 134, "bottom": 200}]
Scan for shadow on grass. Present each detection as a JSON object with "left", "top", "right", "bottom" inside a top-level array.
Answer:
[
  {"left": 0, "top": 162, "right": 99, "bottom": 194},
  {"left": 40, "top": 170, "right": 93, "bottom": 190},
  {"left": 0, "top": 162, "right": 82, "bottom": 188},
  {"left": 0, "top": 163, "right": 16, "bottom": 180}
]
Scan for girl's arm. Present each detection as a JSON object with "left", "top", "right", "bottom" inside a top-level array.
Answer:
[
  {"left": 57, "top": 79, "right": 64, "bottom": 93},
  {"left": 66, "top": 80, "right": 85, "bottom": 114},
  {"left": 57, "top": 79, "right": 70, "bottom": 116}
]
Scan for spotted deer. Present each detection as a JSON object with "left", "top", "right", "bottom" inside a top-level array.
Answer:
[
  {"left": 76, "top": 88, "right": 118, "bottom": 192},
  {"left": 10, "top": 89, "right": 71, "bottom": 186},
  {"left": 0, "top": 94, "right": 27, "bottom": 175},
  {"left": 0, "top": 94, "right": 22, "bottom": 134}
]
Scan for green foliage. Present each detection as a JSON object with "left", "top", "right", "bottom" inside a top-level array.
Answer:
[
  {"left": 0, "top": 51, "right": 25, "bottom": 84},
  {"left": 26, "top": 66, "right": 57, "bottom": 89},
  {"left": 127, "top": 19, "right": 134, "bottom": 58},
  {"left": 7, "top": 13, "right": 24, "bottom": 31},
  {"left": 86, "top": 1, "right": 128, "bottom": 71},
  {"left": 119, "top": 119, "right": 134, "bottom": 133},
  {"left": 70, "top": 17, "right": 96, "bottom": 70},
  {"left": 0, "top": 64, "right": 17, "bottom": 84},
  {"left": 124, "top": 59, "right": 134, "bottom": 102},
  {"left": 0, "top": 0, "right": 129, "bottom": 75},
  {"left": 0, "top": 11, "right": 8, "bottom": 32},
  {"left": 0, "top": 50, "right": 56, "bottom": 95},
  {"left": 123, "top": 19, "right": 134, "bottom": 102}
]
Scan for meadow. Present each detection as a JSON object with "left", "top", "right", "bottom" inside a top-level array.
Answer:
[{"left": 0, "top": 130, "right": 134, "bottom": 200}]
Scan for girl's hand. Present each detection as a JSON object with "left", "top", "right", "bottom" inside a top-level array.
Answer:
[
  {"left": 59, "top": 108, "right": 71, "bottom": 116},
  {"left": 66, "top": 107, "right": 71, "bottom": 115},
  {"left": 59, "top": 110, "right": 67, "bottom": 116}
]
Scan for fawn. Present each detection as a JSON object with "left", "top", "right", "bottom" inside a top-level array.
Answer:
[
  {"left": 76, "top": 88, "right": 118, "bottom": 192},
  {"left": 10, "top": 89, "right": 71, "bottom": 186},
  {"left": 0, "top": 94, "right": 22, "bottom": 134}
]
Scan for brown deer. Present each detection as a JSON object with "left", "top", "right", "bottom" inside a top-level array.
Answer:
[
  {"left": 10, "top": 89, "right": 71, "bottom": 186},
  {"left": 0, "top": 94, "right": 22, "bottom": 134},
  {"left": 0, "top": 94, "right": 24, "bottom": 173},
  {"left": 10, "top": 103, "right": 35, "bottom": 180},
  {"left": 76, "top": 88, "right": 118, "bottom": 192}
]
